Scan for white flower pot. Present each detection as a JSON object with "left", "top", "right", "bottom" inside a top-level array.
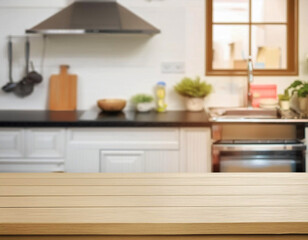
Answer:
[
  {"left": 280, "top": 100, "right": 290, "bottom": 110},
  {"left": 136, "top": 102, "right": 154, "bottom": 112},
  {"left": 185, "top": 98, "right": 205, "bottom": 112}
]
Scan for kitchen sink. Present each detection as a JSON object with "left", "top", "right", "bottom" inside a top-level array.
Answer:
[{"left": 208, "top": 107, "right": 279, "bottom": 121}]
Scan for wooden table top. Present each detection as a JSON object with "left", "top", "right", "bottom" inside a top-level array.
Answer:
[{"left": 0, "top": 173, "right": 308, "bottom": 236}]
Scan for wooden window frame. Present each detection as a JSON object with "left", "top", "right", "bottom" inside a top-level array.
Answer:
[{"left": 206, "top": 0, "right": 299, "bottom": 76}]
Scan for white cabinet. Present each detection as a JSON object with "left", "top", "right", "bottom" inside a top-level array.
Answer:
[
  {"left": 66, "top": 127, "right": 211, "bottom": 173},
  {"left": 0, "top": 129, "right": 24, "bottom": 158},
  {"left": 180, "top": 128, "right": 212, "bottom": 172},
  {"left": 144, "top": 151, "right": 180, "bottom": 173},
  {"left": 0, "top": 161, "right": 64, "bottom": 173},
  {"left": 99, "top": 150, "right": 181, "bottom": 173},
  {"left": 0, "top": 127, "right": 212, "bottom": 173},
  {"left": 100, "top": 151, "right": 145, "bottom": 173},
  {"left": 67, "top": 128, "right": 179, "bottom": 149},
  {"left": 0, "top": 128, "right": 65, "bottom": 172},
  {"left": 26, "top": 129, "right": 65, "bottom": 158},
  {"left": 66, "top": 128, "right": 181, "bottom": 173}
]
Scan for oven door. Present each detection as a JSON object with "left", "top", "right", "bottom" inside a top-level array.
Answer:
[{"left": 212, "top": 143, "right": 306, "bottom": 172}]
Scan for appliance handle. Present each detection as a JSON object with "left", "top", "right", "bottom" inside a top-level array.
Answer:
[{"left": 213, "top": 143, "right": 306, "bottom": 152}]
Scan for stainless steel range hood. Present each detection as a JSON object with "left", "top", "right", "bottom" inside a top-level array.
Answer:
[{"left": 26, "top": 0, "right": 160, "bottom": 34}]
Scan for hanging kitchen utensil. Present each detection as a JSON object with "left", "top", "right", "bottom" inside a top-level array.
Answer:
[
  {"left": 14, "top": 38, "right": 34, "bottom": 97},
  {"left": 48, "top": 65, "right": 77, "bottom": 111},
  {"left": 28, "top": 61, "right": 43, "bottom": 84},
  {"left": 2, "top": 38, "right": 18, "bottom": 92}
]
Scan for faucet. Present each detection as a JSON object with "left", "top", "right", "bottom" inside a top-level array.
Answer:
[{"left": 246, "top": 56, "right": 254, "bottom": 108}]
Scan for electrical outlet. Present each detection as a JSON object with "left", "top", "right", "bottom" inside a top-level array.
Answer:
[{"left": 161, "top": 62, "right": 185, "bottom": 74}]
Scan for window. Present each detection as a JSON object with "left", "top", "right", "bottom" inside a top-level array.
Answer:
[{"left": 206, "top": 0, "right": 298, "bottom": 76}]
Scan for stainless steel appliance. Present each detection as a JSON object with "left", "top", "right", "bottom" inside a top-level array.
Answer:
[
  {"left": 212, "top": 124, "right": 306, "bottom": 172},
  {"left": 26, "top": 0, "right": 160, "bottom": 35}
]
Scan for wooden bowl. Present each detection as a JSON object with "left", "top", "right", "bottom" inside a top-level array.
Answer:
[{"left": 97, "top": 99, "right": 126, "bottom": 112}]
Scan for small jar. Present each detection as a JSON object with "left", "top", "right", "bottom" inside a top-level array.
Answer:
[{"left": 156, "top": 81, "right": 167, "bottom": 112}]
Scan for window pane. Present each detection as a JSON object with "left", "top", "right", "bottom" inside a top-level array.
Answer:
[
  {"left": 251, "top": 25, "right": 287, "bottom": 69},
  {"left": 213, "top": 25, "right": 249, "bottom": 69},
  {"left": 252, "top": 0, "right": 287, "bottom": 23},
  {"left": 213, "top": 0, "right": 249, "bottom": 23}
]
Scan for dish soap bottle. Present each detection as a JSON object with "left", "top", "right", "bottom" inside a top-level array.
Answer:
[{"left": 156, "top": 81, "right": 167, "bottom": 112}]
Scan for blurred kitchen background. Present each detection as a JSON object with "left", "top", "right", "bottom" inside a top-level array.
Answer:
[{"left": 0, "top": 0, "right": 307, "bottom": 110}]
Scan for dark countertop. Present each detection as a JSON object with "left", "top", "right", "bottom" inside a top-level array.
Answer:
[
  {"left": 0, "top": 110, "right": 211, "bottom": 127},
  {"left": 0, "top": 110, "right": 307, "bottom": 128}
]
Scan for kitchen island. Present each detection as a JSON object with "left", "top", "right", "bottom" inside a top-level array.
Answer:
[
  {"left": 0, "top": 110, "right": 308, "bottom": 173},
  {"left": 0, "top": 110, "right": 212, "bottom": 173},
  {"left": 0, "top": 173, "right": 307, "bottom": 239}
]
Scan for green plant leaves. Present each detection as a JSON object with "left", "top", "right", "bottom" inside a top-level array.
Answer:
[
  {"left": 287, "top": 80, "right": 303, "bottom": 90},
  {"left": 131, "top": 94, "right": 154, "bottom": 104},
  {"left": 297, "top": 83, "right": 308, "bottom": 98},
  {"left": 286, "top": 80, "right": 308, "bottom": 98},
  {"left": 278, "top": 89, "right": 290, "bottom": 101},
  {"left": 174, "top": 76, "right": 212, "bottom": 98}
]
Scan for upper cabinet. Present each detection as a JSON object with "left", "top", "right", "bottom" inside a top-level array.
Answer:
[{"left": 206, "top": 0, "right": 298, "bottom": 76}]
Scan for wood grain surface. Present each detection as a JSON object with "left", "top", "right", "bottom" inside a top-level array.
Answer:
[
  {"left": 1, "top": 236, "right": 308, "bottom": 240},
  {"left": 48, "top": 65, "right": 77, "bottom": 111},
  {"left": 0, "top": 173, "right": 307, "bottom": 237}
]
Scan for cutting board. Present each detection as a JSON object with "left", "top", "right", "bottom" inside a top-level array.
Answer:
[{"left": 48, "top": 65, "right": 77, "bottom": 111}]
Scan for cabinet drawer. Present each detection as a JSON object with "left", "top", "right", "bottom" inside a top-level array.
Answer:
[
  {"left": 69, "top": 128, "right": 179, "bottom": 150},
  {"left": 26, "top": 129, "right": 65, "bottom": 158},
  {"left": 100, "top": 151, "right": 145, "bottom": 173},
  {"left": 0, "top": 129, "right": 24, "bottom": 158},
  {"left": 0, "top": 160, "right": 64, "bottom": 172}
]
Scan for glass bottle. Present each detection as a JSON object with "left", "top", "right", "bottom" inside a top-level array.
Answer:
[{"left": 156, "top": 81, "right": 167, "bottom": 112}]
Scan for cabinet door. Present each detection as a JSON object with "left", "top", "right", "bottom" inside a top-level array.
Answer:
[
  {"left": 180, "top": 128, "right": 212, "bottom": 173},
  {"left": 100, "top": 151, "right": 145, "bottom": 173},
  {"left": 145, "top": 151, "right": 180, "bottom": 173},
  {"left": 67, "top": 128, "right": 180, "bottom": 173},
  {"left": 66, "top": 146, "right": 100, "bottom": 173},
  {"left": 0, "top": 129, "right": 24, "bottom": 158},
  {"left": 0, "top": 128, "right": 65, "bottom": 173},
  {"left": 26, "top": 129, "right": 65, "bottom": 158}
]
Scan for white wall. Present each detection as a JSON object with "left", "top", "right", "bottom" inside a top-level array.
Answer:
[{"left": 0, "top": 0, "right": 307, "bottom": 111}]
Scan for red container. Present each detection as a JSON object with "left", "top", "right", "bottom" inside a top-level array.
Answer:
[{"left": 250, "top": 84, "right": 277, "bottom": 108}]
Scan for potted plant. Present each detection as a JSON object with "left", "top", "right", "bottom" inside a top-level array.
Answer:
[
  {"left": 131, "top": 94, "right": 155, "bottom": 112},
  {"left": 174, "top": 76, "right": 212, "bottom": 112},
  {"left": 278, "top": 89, "right": 290, "bottom": 110},
  {"left": 286, "top": 80, "right": 308, "bottom": 115}
]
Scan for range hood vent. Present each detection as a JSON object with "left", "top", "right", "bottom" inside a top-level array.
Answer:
[{"left": 26, "top": 0, "right": 160, "bottom": 34}]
